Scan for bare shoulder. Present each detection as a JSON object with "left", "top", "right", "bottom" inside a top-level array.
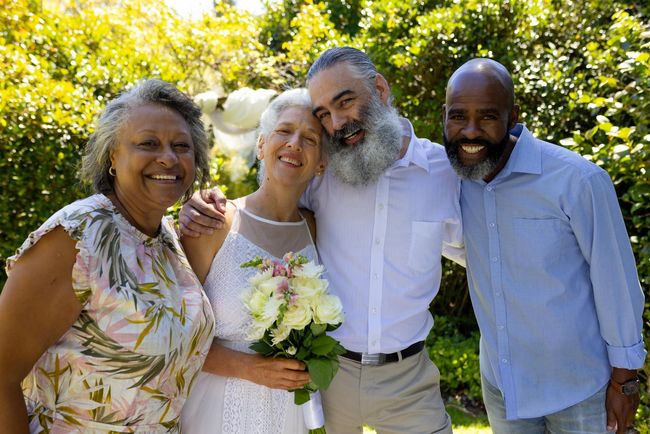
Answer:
[
  {"left": 182, "top": 201, "right": 237, "bottom": 283},
  {"left": 300, "top": 208, "right": 317, "bottom": 241}
]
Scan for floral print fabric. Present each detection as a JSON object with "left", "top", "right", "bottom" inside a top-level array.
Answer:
[{"left": 6, "top": 194, "right": 215, "bottom": 433}]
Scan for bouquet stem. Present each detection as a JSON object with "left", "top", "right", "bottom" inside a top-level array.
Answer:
[{"left": 301, "top": 390, "right": 325, "bottom": 432}]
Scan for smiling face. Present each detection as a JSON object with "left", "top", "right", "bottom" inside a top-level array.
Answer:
[
  {"left": 110, "top": 103, "right": 195, "bottom": 213},
  {"left": 258, "top": 106, "right": 324, "bottom": 188},
  {"left": 308, "top": 62, "right": 403, "bottom": 186},
  {"left": 443, "top": 70, "right": 519, "bottom": 181}
]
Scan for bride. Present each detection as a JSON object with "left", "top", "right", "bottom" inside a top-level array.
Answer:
[{"left": 180, "top": 88, "right": 326, "bottom": 433}]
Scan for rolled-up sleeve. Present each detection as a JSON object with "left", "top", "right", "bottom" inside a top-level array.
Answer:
[{"left": 568, "top": 169, "right": 646, "bottom": 369}]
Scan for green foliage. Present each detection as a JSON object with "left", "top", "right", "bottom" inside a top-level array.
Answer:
[{"left": 427, "top": 317, "right": 482, "bottom": 402}]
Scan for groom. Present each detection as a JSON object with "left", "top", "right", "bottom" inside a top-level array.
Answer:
[{"left": 181, "top": 47, "right": 464, "bottom": 433}]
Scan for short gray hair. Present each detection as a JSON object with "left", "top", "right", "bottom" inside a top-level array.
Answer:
[
  {"left": 80, "top": 79, "right": 210, "bottom": 203},
  {"left": 307, "top": 47, "right": 378, "bottom": 87},
  {"left": 257, "top": 88, "right": 326, "bottom": 184}
]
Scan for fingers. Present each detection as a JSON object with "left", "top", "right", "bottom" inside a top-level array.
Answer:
[
  {"left": 253, "top": 357, "right": 310, "bottom": 390},
  {"left": 204, "top": 188, "right": 227, "bottom": 213}
]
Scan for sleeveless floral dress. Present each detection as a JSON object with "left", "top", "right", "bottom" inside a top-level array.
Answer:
[
  {"left": 181, "top": 199, "right": 316, "bottom": 434},
  {"left": 6, "top": 194, "right": 215, "bottom": 433}
]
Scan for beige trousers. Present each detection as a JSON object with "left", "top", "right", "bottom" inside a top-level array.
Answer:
[{"left": 321, "top": 350, "right": 452, "bottom": 434}]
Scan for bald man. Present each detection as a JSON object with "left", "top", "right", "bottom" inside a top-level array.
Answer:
[{"left": 442, "top": 58, "right": 646, "bottom": 434}]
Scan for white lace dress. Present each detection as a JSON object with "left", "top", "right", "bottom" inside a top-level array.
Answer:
[{"left": 181, "top": 200, "right": 315, "bottom": 434}]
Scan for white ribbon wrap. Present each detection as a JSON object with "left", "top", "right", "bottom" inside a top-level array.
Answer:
[{"left": 301, "top": 390, "right": 325, "bottom": 429}]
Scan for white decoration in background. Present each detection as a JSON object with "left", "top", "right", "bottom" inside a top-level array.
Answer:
[{"left": 195, "top": 87, "right": 277, "bottom": 182}]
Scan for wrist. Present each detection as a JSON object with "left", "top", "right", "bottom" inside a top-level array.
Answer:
[
  {"left": 611, "top": 367, "right": 638, "bottom": 384},
  {"left": 610, "top": 377, "right": 640, "bottom": 396}
]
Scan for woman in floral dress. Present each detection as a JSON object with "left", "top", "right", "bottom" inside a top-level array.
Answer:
[
  {"left": 180, "top": 88, "right": 326, "bottom": 433},
  {"left": 0, "top": 79, "right": 215, "bottom": 433}
]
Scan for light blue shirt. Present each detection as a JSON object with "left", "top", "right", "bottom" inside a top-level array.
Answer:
[{"left": 462, "top": 124, "right": 646, "bottom": 419}]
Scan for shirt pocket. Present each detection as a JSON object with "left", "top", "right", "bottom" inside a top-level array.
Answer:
[
  {"left": 408, "top": 221, "right": 443, "bottom": 273},
  {"left": 511, "top": 217, "right": 570, "bottom": 271}
]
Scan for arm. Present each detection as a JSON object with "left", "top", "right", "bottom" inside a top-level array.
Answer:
[
  {"left": 0, "top": 227, "right": 82, "bottom": 432},
  {"left": 567, "top": 170, "right": 646, "bottom": 433},
  {"left": 202, "top": 342, "right": 311, "bottom": 390},
  {"left": 181, "top": 202, "right": 235, "bottom": 283},
  {"left": 179, "top": 188, "right": 228, "bottom": 238}
]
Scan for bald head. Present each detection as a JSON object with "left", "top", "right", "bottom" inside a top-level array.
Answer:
[{"left": 447, "top": 58, "right": 515, "bottom": 108}]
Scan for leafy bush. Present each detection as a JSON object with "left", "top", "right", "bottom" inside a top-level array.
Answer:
[{"left": 427, "top": 317, "right": 482, "bottom": 402}]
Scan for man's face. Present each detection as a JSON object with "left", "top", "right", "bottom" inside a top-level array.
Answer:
[
  {"left": 309, "top": 62, "right": 380, "bottom": 141},
  {"left": 307, "top": 62, "right": 403, "bottom": 186},
  {"left": 443, "top": 72, "right": 517, "bottom": 180}
]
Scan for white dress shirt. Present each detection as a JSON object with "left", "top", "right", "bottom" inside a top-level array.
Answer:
[{"left": 302, "top": 118, "right": 464, "bottom": 353}]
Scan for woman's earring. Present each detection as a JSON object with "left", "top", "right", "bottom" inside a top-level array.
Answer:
[{"left": 109, "top": 166, "right": 116, "bottom": 177}]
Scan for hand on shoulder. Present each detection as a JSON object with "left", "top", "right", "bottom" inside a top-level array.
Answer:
[{"left": 182, "top": 200, "right": 237, "bottom": 283}]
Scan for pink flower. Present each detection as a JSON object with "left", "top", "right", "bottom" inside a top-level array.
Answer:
[{"left": 276, "top": 279, "right": 289, "bottom": 297}]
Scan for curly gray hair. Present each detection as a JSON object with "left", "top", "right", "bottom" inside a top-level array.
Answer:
[{"left": 80, "top": 79, "right": 210, "bottom": 203}]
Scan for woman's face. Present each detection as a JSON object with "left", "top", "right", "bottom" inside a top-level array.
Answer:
[
  {"left": 259, "top": 106, "right": 324, "bottom": 187},
  {"left": 110, "top": 103, "right": 195, "bottom": 212}
]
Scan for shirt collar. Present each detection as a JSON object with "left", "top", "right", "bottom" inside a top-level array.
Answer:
[
  {"left": 496, "top": 123, "right": 542, "bottom": 179},
  {"left": 393, "top": 117, "right": 430, "bottom": 172}
]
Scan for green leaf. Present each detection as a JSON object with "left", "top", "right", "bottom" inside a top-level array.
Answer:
[
  {"left": 310, "top": 322, "right": 327, "bottom": 336},
  {"left": 240, "top": 256, "right": 263, "bottom": 268},
  {"left": 311, "top": 335, "right": 338, "bottom": 356},
  {"left": 306, "top": 358, "right": 335, "bottom": 389},
  {"left": 249, "top": 341, "right": 275, "bottom": 356},
  {"left": 293, "top": 388, "right": 310, "bottom": 405}
]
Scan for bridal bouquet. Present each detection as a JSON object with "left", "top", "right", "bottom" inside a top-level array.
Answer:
[{"left": 241, "top": 252, "right": 345, "bottom": 433}]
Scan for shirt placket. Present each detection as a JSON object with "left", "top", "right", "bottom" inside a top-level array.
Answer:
[
  {"left": 484, "top": 183, "right": 516, "bottom": 413},
  {"left": 367, "top": 172, "right": 389, "bottom": 354}
]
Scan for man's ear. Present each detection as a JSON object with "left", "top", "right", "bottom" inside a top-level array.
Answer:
[
  {"left": 256, "top": 135, "right": 265, "bottom": 160},
  {"left": 509, "top": 104, "right": 520, "bottom": 130},
  {"left": 375, "top": 73, "right": 390, "bottom": 105}
]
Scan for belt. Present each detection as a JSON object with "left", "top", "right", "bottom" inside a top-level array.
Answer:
[{"left": 342, "top": 341, "right": 425, "bottom": 366}]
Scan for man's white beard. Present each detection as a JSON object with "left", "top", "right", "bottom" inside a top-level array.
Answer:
[{"left": 325, "top": 95, "right": 403, "bottom": 187}]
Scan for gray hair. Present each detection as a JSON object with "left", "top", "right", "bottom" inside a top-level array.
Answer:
[
  {"left": 307, "top": 47, "right": 378, "bottom": 88},
  {"left": 80, "top": 79, "right": 210, "bottom": 203},
  {"left": 257, "top": 88, "right": 326, "bottom": 184}
]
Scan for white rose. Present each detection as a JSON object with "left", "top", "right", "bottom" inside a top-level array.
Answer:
[
  {"left": 221, "top": 87, "right": 277, "bottom": 130},
  {"left": 313, "top": 294, "right": 344, "bottom": 325},
  {"left": 281, "top": 299, "right": 313, "bottom": 330},
  {"left": 292, "top": 276, "right": 327, "bottom": 301},
  {"left": 244, "top": 287, "right": 269, "bottom": 317},
  {"left": 246, "top": 321, "right": 267, "bottom": 341},
  {"left": 292, "top": 261, "right": 324, "bottom": 279}
]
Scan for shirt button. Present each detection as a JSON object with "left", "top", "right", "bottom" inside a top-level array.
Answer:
[
  {"left": 497, "top": 325, "right": 504, "bottom": 330},
  {"left": 486, "top": 186, "right": 493, "bottom": 191},
  {"left": 491, "top": 257, "right": 498, "bottom": 262},
  {"left": 375, "top": 238, "right": 381, "bottom": 245},
  {"left": 373, "top": 273, "right": 378, "bottom": 279},
  {"left": 495, "top": 291, "right": 502, "bottom": 297},
  {"left": 489, "top": 222, "right": 495, "bottom": 228},
  {"left": 502, "top": 358, "right": 508, "bottom": 364},
  {"left": 372, "top": 308, "right": 377, "bottom": 314},
  {"left": 377, "top": 203, "right": 384, "bottom": 211}
]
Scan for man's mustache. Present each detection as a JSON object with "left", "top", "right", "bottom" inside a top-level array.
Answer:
[{"left": 332, "top": 121, "right": 364, "bottom": 143}]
